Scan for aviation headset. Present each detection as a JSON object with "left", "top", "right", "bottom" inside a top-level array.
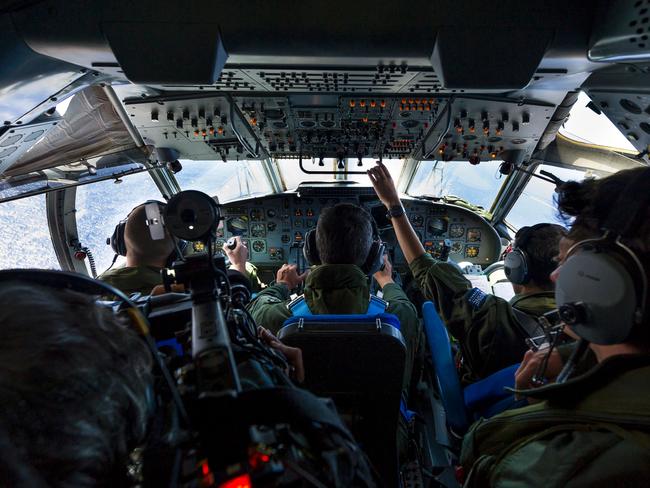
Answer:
[
  {"left": 303, "top": 206, "right": 386, "bottom": 275},
  {"left": 554, "top": 171, "right": 650, "bottom": 345},
  {"left": 108, "top": 200, "right": 187, "bottom": 262},
  {"left": 504, "top": 223, "right": 557, "bottom": 285}
]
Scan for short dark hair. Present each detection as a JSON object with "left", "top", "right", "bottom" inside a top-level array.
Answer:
[
  {"left": 0, "top": 282, "right": 152, "bottom": 487},
  {"left": 316, "top": 203, "right": 373, "bottom": 266},
  {"left": 515, "top": 223, "right": 567, "bottom": 289}
]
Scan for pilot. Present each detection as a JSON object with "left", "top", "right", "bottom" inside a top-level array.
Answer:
[
  {"left": 99, "top": 203, "right": 262, "bottom": 295},
  {"left": 460, "top": 166, "right": 650, "bottom": 486},
  {"left": 247, "top": 202, "right": 420, "bottom": 392},
  {"left": 368, "top": 161, "right": 566, "bottom": 383},
  {"left": 0, "top": 280, "right": 152, "bottom": 486},
  {"left": 99, "top": 202, "right": 178, "bottom": 295}
]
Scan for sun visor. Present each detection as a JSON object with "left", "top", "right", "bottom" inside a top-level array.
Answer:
[
  {"left": 3, "top": 86, "right": 141, "bottom": 177},
  {"left": 102, "top": 22, "right": 228, "bottom": 84}
]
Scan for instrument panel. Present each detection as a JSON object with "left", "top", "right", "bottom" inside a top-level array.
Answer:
[{"left": 212, "top": 188, "right": 501, "bottom": 270}]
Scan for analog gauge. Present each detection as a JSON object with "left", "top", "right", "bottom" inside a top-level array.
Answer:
[
  {"left": 250, "top": 223, "right": 266, "bottom": 238},
  {"left": 449, "top": 224, "right": 465, "bottom": 238},
  {"left": 410, "top": 214, "right": 424, "bottom": 227},
  {"left": 226, "top": 216, "right": 249, "bottom": 236},
  {"left": 267, "top": 208, "right": 277, "bottom": 218},
  {"left": 193, "top": 241, "right": 207, "bottom": 252},
  {"left": 267, "top": 222, "right": 277, "bottom": 232},
  {"left": 250, "top": 208, "right": 264, "bottom": 221},
  {"left": 427, "top": 217, "right": 448, "bottom": 236},
  {"left": 465, "top": 245, "right": 480, "bottom": 258},
  {"left": 252, "top": 240, "right": 266, "bottom": 253},
  {"left": 467, "top": 228, "right": 482, "bottom": 242},
  {"left": 451, "top": 241, "right": 464, "bottom": 254}
]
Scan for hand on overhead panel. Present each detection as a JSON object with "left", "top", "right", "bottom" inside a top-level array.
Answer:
[
  {"left": 223, "top": 236, "right": 248, "bottom": 275},
  {"left": 276, "top": 264, "right": 309, "bottom": 290},
  {"left": 373, "top": 254, "right": 395, "bottom": 289},
  {"left": 367, "top": 161, "right": 401, "bottom": 208}
]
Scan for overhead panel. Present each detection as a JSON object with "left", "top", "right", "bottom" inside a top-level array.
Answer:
[{"left": 589, "top": 0, "right": 650, "bottom": 62}]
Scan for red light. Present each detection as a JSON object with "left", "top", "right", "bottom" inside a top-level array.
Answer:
[
  {"left": 202, "top": 463, "right": 210, "bottom": 476},
  {"left": 219, "top": 474, "right": 252, "bottom": 488}
]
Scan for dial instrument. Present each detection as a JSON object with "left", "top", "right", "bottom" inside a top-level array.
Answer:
[
  {"left": 449, "top": 224, "right": 465, "bottom": 238},
  {"left": 451, "top": 241, "right": 464, "bottom": 254},
  {"left": 252, "top": 240, "right": 266, "bottom": 253},
  {"left": 465, "top": 245, "right": 480, "bottom": 258},
  {"left": 250, "top": 223, "right": 266, "bottom": 238},
  {"left": 467, "top": 228, "right": 481, "bottom": 242},
  {"left": 267, "top": 222, "right": 277, "bottom": 231},
  {"left": 267, "top": 208, "right": 277, "bottom": 218},
  {"left": 226, "top": 216, "right": 249, "bottom": 235},
  {"left": 410, "top": 214, "right": 424, "bottom": 227},
  {"left": 250, "top": 208, "right": 264, "bottom": 221},
  {"left": 427, "top": 217, "right": 448, "bottom": 236}
]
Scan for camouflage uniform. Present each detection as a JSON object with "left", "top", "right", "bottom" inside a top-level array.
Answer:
[
  {"left": 409, "top": 253, "right": 556, "bottom": 383},
  {"left": 461, "top": 354, "right": 650, "bottom": 487}
]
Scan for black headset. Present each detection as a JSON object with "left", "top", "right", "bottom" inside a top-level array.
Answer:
[
  {"left": 108, "top": 200, "right": 186, "bottom": 263},
  {"left": 554, "top": 171, "right": 650, "bottom": 345},
  {"left": 303, "top": 207, "right": 386, "bottom": 275},
  {"left": 504, "top": 223, "right": 554, "bottom": 285}
]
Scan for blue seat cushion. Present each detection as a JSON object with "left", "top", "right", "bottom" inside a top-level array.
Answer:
[
  {"left": 282, "top": 312, "right": 401, "bottom": 330},
  {"left": 463, "top": 363, "right": 520, "bottom": 412}
]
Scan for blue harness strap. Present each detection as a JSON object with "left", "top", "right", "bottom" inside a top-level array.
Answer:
[{"left": 288, "top": 294, "right": 388, "bottom": 316}]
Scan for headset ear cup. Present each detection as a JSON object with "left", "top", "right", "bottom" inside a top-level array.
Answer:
[
  {"left": 303, "top": 229, "right": 321, "bottom": 266},
  {"left": 110, "top": 221, "right": 128, "bottom": 256},
  {"left": 555, "top": 248, "right": 639, "bottom": 344},
  {"left": 362, "top": 240, "right": 386, "bottom": 275},
  {"left": 504, "top": 249, "right": 529, "bottom": 285}
]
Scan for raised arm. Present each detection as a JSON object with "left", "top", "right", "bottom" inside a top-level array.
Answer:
[{"left": 367, "top": 161, "right": 426, "bottom": 264}]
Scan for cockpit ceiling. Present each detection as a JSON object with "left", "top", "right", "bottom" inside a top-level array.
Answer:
[{"left": 1, "top": 0, "right": 650, "bottom": 181}]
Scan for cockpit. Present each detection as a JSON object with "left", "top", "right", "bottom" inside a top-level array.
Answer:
[{"left": 1, "top": 1, "right": 650, "bottom": 486}]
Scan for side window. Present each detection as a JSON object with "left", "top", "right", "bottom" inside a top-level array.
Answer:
[
  {"left": 505, "top": 165, "right": 595, "bottom": 230},
  {"left": 0, "top": 194, "right": 60, "bottom": 270},
  {"left": 76, "top": 172, "right": 164, "bottom": 274}
]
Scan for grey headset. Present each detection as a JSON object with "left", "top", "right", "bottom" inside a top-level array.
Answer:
[
  {"left": 554, "top": 172, "right": 650, "bottom": 345},
  {"left": 303, "top": 207, "right": 385, "bottom": 275},
  {"left": 504, "top": 223, "right": 553, "bottom": 285}
]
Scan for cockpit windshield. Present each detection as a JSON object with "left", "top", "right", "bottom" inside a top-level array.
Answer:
[
  {"left": 277, "top": 158, "right": 403, "bottom": 190},
  {"left": 406, "top": 160, "right": 505, "bottom": 212},
  {"left": 175, "top": 160, "right": 273, "bottom": 201}
]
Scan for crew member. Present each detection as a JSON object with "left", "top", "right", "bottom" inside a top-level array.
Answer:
[
  {"left": 100, "top": 203, "right": 262, "bottom": 295},
  {"left": 0, "top": 280, "right": 152, "bottom": 486},
  {"left": 247, "top": 203, "right": 420, "bottom": 391},
  {"left": 99, "top": 202, "right": 177, "bottom": 295},
  {"left": 368, "top": 161, "right": 566, "bottom": 382},
  {"left": 461, "top": 166, "right": 650, "bottom": 486}
]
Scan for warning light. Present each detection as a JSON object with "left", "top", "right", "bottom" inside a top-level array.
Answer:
[
  {"left": 250, "top": 117, "right": 257, "bottom": 126},
  {"left": 408, "top": 98, "right": 414, "bottom": 104},
  {"left": 362, "top": 117, "right": 368, "bottom": 123},
  {"left": 218, "top": 126, "right": 224, "bottom": 135},
  {"left": 349, "top": 100, "right": 356, "bottom": 108},
  {"left": 202, "top": 463, "right": 210, "bottom": 476},
  {"left": 359, "top": 100, "right": 366, "bottom": 108},
  {"left": 219, "top": 474, "right": 252, "bottom": 488},
  {"left": 209, "top": 127, "right": 215, "bottom": 135},
  {"left": 401, "top": 98, "right": 407, "bottom": 104},
  {"left": 380, "top": 100, "right": 386, "bottom": 108},
  {"left": 201, "top": 129, "right": 207, "bottom": 137},
  {"left": 370, "top": 100, "right": 376, "bottom": 108},
  {"left": 193, "top": 130, "right": 200, "bottom": 137}
]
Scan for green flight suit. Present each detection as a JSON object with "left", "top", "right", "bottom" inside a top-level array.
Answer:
[
  {"left": 461, "top": 354, "right": 650, "bottom": 487},
  {"left": 98, "top": 262, "right": 263, "bottom": 296},
  {"left": 409, "top": 253, "right": 556, "bottom": 383},
  {"left": 247, "top": 263, "right": 420, "bottom": 392},
  {"left": 98, "top": 265, "right": 164, "bottom": 295}
]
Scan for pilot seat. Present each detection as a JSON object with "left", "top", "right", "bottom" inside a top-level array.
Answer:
[{"left": 278, "top": 307, "right": 406, "bottom": 486}]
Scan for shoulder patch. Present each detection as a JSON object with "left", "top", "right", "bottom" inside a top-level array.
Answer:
[
  {"left": 466, "top": 287, "right": 488, "bottom": 310},
  {"left": 264, "top": 297, "right": 282, "bottom": 304}
]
